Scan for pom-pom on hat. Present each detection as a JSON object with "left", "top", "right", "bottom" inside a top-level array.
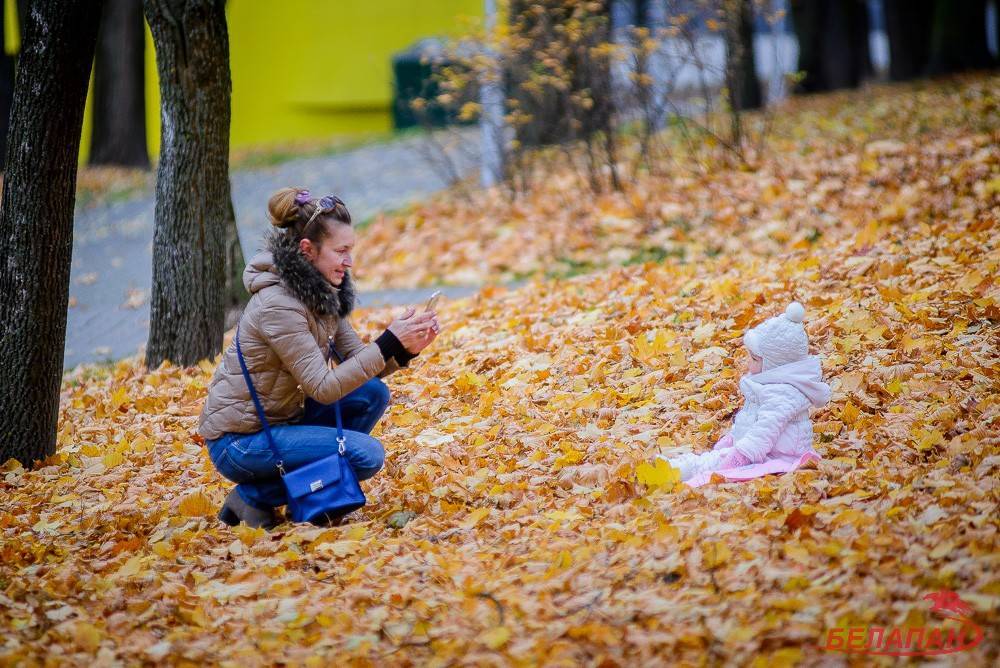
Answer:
[{"left": 744, "top": 301, "right": 809, "bottom": 370}]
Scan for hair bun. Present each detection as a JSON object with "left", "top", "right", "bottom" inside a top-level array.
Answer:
[
  {"left": 784, "top": 301, "right": 805, "bottom": 323},
  {"left": 267, "top": 186, "right": 306, "bottom": 229}
]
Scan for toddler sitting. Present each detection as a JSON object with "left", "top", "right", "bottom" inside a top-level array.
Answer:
[{"left": 659, "top": 302, "right": 831, "bottom": 488}]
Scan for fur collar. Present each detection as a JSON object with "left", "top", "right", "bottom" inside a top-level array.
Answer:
[{"left": 267, "top": 231, "right": 355, "bottom": 318}]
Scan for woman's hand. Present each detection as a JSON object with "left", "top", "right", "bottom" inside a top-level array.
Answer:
[{"left": 388, "top": 307, "right": 440, "bottom": 354}]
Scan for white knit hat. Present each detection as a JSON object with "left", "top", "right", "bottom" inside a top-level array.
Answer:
[{"left": 744, "top": 302, "right": 809, "bottom": 370}]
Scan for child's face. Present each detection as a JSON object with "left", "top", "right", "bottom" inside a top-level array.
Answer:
[{"left": 747, "top": 350, "right": 763, "bottom": 374}]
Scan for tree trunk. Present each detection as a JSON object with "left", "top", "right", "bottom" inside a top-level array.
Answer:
[
  {"left": 724, "top": 0, "right": 762, "bottom": 111},
  {"left": 1, "top": 0, "right": 34, "bottom": 173},
  {"left": 928, "top": 0, "right": 994, "bottom": 75},
  {"left": 143, "top": 0, "right": 232, "bottom": 368},
  {"left": 0, "top": 3, "right": 17, "bottom": 171},
  {"left": 223, "top": 193, "right": 248, "bottom": 328},
  {"left": 790, "top": 0, "right": 824, "bottom": 92},
  {"left": 0, "top": 0, "right": 103, "bottom": 466},
  {"left": 884, "top": 0, "right": 933, "bottom": 81},
  {"left": 791, "top": 0, "right": 869, "bottom": 93},
  {"left": 90, "top": 0, "right": 150, "bottom": 168}
]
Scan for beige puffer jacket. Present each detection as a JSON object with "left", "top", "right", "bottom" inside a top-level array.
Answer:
[{"left": 198, "top": 233, "right": 405, "bottom": 441}]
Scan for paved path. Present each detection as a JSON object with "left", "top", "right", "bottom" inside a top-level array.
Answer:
[{"left": 65, "top": 130, "right": 479, "bottom": 369}]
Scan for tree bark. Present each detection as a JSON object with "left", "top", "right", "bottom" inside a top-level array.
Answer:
[
  {"left": 0, "top": 3, "right": 17, "bottom": 171},
  {"left": 223, "top": 193, "right": 248, "bottom": 327},
  {"left": 143, "top": 0, "right": 232, "bottom": 368},
  {"left": 724, "top": 0, "right": 762, "bottom": 111},
  {"left": 90, "top": 0, "right": 150, "bottom": 168},
  {"left": 0, "top": 0, "right": 103, "bottom": 466},
  {"left": 884, "top": 0, "right": 933, "bottom": 81},
  {"left": 927, "top": 0, "right": 994, "bottom": 75},
  {"left": 791, "top": 0, "right": 869, "bottom": 93}
]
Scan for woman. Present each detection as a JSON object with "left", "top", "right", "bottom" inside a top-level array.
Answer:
[{"left": 198, "top": 187, "right": 439, "bottom": 528}]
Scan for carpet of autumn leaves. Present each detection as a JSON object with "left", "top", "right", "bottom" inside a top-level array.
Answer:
[
  {"left": 1, "top": 75, "right": 999, "bottom": 666},
  {"left": 355, "top": 74, "right": 999, "bottom": 290}
]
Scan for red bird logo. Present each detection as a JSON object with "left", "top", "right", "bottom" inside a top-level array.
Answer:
[{"left": 923, "top": 590, "right": 974, "bottom": 618}]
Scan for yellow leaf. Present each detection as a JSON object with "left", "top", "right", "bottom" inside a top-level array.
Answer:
[
  {"left": 232, "top": 524, "right": 266, "bottom": 546},
  {"left": 178, "top": 492, "right": 215, "bottom": 517},
  {"left": 929, "top": 541, "right": 954, "bottom": 560},
  {"left": 771, "top": 597, "right": 806, "bottom": 611},
  {"left": 784, "top": 543, "right": 810, "bottom": 565},
  {"left": 343, "top": 524, "right": 368, "bottom": 540},
  {"left": 454, "top": 371, "right": 484, "bottom": 393},
  {"left": 958, "top": 270, "right": 984, "bottom": 292},
  {"left": 479, "top": 625, "right": 510, "bottom": 649},
  {"left": 703, "top": 541, "right": 731, "bottom": 569},
  {"left": 840, "top": 401, "right": 859, "bottom": 425},
  {"left": 463, "top": 507, "right": 491, "bottom": 528},
  {"left": 392, "top": 409, "right": 421, "bottom": 426},
  {"left": 727, "top": 626, "right": 756, "bottom": 642},
  {"left": 315, "top": 541, "right": 360, "bottom": 558},
  {"left": 73, "top": 621, "right": 103, "bottom": 652},
  {"left": 151, "top": 542, "right": 175, "bottom": 559},
  {"left": 102, "top": 451, "right": 124, "bottom": 469},
  {"left": 914, "top": 429, "right": 944, "bottom": 451},
  {"left": 854, "top": 220, "right": 883, "bottom": 245},
  {"left": 574, "top": 392, "right": 601, "bottom": 410},
  {"left": 885, "top": 379, "right": 903, "bottom": 395},
  {"left": 116, "top": 555, "right": 143, "bottom": 579},
  {"left": 132, "top": 435, "right": 155, "bottom": 453},
  {"left": 108, "top": 386, "right": 128, "bottom": 412},
  {"left": 177, "top": 605, "right": 208, "bottom": 627},
  {"left": 636, "top": 458, "right": 680, "bottom": 492},
  {"left": 752, "top": 647, "right": 802, "bottom": 668},
  {"left": 632, "top": 329, "right": 671, "bottom": 362},
  {"left": 975, "top": 175, "right": 1000, "bottom": 199}
]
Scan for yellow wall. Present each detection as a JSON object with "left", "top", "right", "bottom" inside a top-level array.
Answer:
[
  {"left": 61, "top": 0, "right": 482, "bottom": 160},
  {"left": 225, "top": 0, "right": 481, "bottom": 149}
]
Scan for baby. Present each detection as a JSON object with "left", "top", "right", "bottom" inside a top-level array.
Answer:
[{"left": 659, "top": 302, "right": 831, "bottom": 488}]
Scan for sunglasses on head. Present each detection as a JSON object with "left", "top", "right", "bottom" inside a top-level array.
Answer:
[{"left": 295, "top": 190, "right": 346, "bottom": 229}]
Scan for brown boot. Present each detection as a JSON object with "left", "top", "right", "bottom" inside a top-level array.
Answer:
[{"left": 217, "top": 489, "right": 279, "bottom": 530}]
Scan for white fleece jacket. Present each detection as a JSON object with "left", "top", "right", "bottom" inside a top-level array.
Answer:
[{"left": 729, "top": 356, "right": 831, "bottom": 463}]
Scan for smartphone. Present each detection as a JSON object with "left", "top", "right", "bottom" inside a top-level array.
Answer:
[{"left": 424, "top": 290, "right": 442, "bottom": 312}]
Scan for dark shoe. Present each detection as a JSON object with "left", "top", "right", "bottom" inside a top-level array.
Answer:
[{"left": 218, "top": 489, "right": 279, "bottom": 530}]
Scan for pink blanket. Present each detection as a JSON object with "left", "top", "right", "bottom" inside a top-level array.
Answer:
[{"left": 684, "top": 450, "right": 821, "bottom": 488}]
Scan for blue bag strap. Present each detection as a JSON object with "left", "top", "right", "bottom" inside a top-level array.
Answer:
[
  {"left": 234, "top": 323, "right": 286, "bottom": 474},
  {"left": 327, "top": 336, "right": 347, "bottom": 456}
]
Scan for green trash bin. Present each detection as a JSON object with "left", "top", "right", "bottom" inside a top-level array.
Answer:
[{"left": 392, "top": 38, "right": 474, "bottom": 130}]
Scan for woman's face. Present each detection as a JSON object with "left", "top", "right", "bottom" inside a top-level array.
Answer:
[
  {"left": 747, "top": 350, "right": 763, "bottom": 374},
  {"left": 300, "top": 223, "right": 355, "bottom": 286}
]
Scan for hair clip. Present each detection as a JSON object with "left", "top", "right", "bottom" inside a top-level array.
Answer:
[{"left": 294, "top": 189, "right": 311, "bottom": 205}]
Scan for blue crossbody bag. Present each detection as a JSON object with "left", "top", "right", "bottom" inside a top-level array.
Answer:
[{"left": 234, "top": 324, "right": 366, "bottom": 523}]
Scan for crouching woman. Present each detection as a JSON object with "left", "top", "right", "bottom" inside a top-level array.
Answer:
[{"left": 198, "top": 187, "right": 439, "bottom": 528}]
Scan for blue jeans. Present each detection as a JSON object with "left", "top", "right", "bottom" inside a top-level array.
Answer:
[{"left": 207, "top": 378, "right": 391, "bottom": 510}]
